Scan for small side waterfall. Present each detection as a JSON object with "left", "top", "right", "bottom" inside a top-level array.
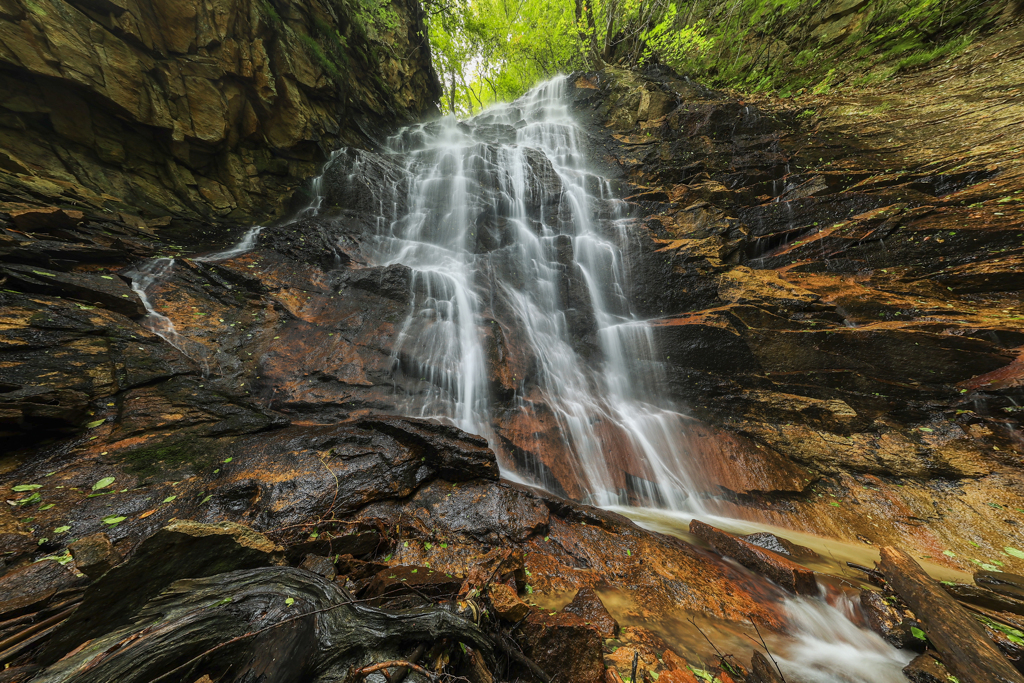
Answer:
[{"left": 362, "top": 77, "right": 706, "bottom": 510}]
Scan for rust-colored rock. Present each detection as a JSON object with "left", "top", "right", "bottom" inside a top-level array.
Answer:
[
  {"left": 489, "top": 583, "right": 530, "bottom": 622},
  {"left": 519, "top": 610, "right": 605, "bottom": 683},
  {"left": 689, "top": 520, "right": 818, "bottom": 596},
  {"left": 563, "top": 587, "right": 619, "bottom": 637},
  {"left": 68, "top": 532, "right": 121, "bottom": 579},
  {"left": 658, "top": 671, "right": 700, "bottom": 683}
]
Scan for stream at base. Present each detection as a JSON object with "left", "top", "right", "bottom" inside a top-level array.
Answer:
[{"left": 599, "top": 506, "right": 969, "bottom": 682}]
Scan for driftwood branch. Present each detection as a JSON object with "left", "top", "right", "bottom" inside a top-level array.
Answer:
[{"left": 351, "top": 660, "right": 436, "bottom": 681}]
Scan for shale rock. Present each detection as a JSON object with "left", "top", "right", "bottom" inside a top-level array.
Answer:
[
  {"left": 859, "top": 589, "right": 912, "bottom": 648},
  {"left": 68, "top": 533, "right": 121, "bottom": 579},
  {"left": 0, "top": 0, "right": 440, "bottom": 223},
  {"left": 489, "top": 583, "right": 531, "bottom": 622},
  {"left": 0, "top": 559, "right": 82, "bottom": 620}
]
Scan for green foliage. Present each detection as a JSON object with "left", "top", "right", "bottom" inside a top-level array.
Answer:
[{"left": 613, "top": 0, "right": 994, "bottom": 93}]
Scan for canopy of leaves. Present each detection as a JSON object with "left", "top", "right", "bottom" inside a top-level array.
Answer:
[{"left": 422, "top": 0, "right": 1005, "bottom": 111}]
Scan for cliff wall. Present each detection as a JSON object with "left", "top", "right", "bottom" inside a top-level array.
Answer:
[{"left": 0, "top": 0, "right": 441, "bottom": 225}]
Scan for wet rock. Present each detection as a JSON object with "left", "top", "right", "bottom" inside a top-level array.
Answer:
[
  {"left": 976, "top": 571, "right": 1024, "bottom": 601},
  {"left": 43, "top": 520, "right": 284, "bottom": 662},
  {"left": 363, "top": 565, "right": 463, "bottom": 606},
  {"left": 859, "top": 589, "right": 912, "bottom": 648},
  {"left": 68, "top": 533, "right": 121, "bottom": 579},
  {"left": 299, "top": 554, "right": 337, "bottom": 581},
  {"left": 0, "top": 0, "right": 439, "bottom": 225},
  {"left": 489, "top": 583, "right": 531, "bottom": 622},
  {"left": 902, "top": 652, "right": 949, "bottom": 683},
  {"left": 342, "top": 264, "right": 411, "bottom": 301},
  {"left": 749, "top": 651, "right": 785, "bottom": 683},
  {"left": 563, "top": 587, "right": 619, "bottom": 637},
  {"left": 0, "top": 559, "right": 82, "bottom": 620},
  {"left": 335, "top": 555, "right": 389, "bottom": 582},
  {"left": 9, "top": 208, "right": 84, "bottom": 233},
  {"left": 357, "top": 417, "right": 500, "bottom": 482},
  {"left": 944, "top": 582, "right": 1024, "bottom": 617},
  {"left": 690, "top": 520, "right": 818, "bottom": 596},
  {"left": 741, "top": 532, "right": 819, "bottom": 561},
  {"left": 519, "top": 610, "right": 606, "bottom": 683}
]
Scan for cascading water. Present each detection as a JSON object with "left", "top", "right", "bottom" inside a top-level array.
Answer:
[{"left": 353, "top": 77, "right": 706, "bottom": 510}]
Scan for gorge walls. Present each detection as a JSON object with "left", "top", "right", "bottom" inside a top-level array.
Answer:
[{"left": 0, "top": 0, "right": 440, "bottom": 225}]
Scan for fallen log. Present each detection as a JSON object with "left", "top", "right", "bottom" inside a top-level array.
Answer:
[
  {"left": 31, "top": 567, "right": 497, "bottom": 683},
  {"left": 878, "top": 547, "right": 1024, "bottom": 683},
  {"left": 689, "top": 520, "right": 818, "bottom": 596}
]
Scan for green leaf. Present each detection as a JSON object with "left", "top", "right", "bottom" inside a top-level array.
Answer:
[
  {"left": 163, "top": 495, "right": 177, "bottom": 503},
  {"left": 285, "top": 597, "right": 295, "bottom": 606},
  {"left": 12, "top": 484, "right": 42, "bottom": 492},
  {"left": 85, "top": 419, "right": 105, "bottom": 429},
  {"left": 688, "top": 668, "right": 716, "bottom": 682},
  {"left": 54, "top": 525, "right": 70, "bottom": 533},
  {"left": 942, "top": 550, "right": 956, "bottom": 558},
  {"left": 200, "top": 494, "right": 212, "bottom": 504},
  {"left": 526, "top": 585, "right": 533, "bottom": 594},
  {"left": 15, "top": 492, "right": 41, "bottom": 506},
  {"left": 39, "top": 503, "right": 55, "bottom": 511},
  {"left": 424, "top": 542, "right": 433, "bottom": 550},
  {"left": 911, "top": 626, "right": 927, "bottom": 641},
  {"left": 626, "top": 548, "right": 631, "bottom": 556},
  {"left": 223, "top": 457, "right": 233, "bottom": 463},
  {"left": 919, "top": 427, "right": 934, "bottom": 433},
  {"left": 1005, "top": 547, "right": 1024, "bottom": 559},
  {"left": 103, "top": 516, "right": 126, "bottom": 525},
  {"left": 92, "top": 476, "right": 115, "bottom": 491}
]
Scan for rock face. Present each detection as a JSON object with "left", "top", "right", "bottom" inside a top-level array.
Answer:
[
  {"left": 563, "top": 37, "right": 1024, "bottom": 566},
  {"left": 0, "top": 0, "right": 440, "bottom": 224}
]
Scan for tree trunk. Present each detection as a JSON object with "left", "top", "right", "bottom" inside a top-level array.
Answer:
[{"left": 879, "top": 547, "right": 1024, "bottom": 683}]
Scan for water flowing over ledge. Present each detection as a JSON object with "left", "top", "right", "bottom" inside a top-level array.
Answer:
[{"left": 328, "top": 77, "right": 709, "bottom": 510}]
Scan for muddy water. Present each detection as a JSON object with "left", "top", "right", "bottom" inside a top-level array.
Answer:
[{"left": 573, "top": 507, "right": 972, "bottom": 682}]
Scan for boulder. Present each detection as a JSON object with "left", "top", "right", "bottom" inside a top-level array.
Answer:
[
  {"left": 749, "top": 651, "right": 785, "bottom": 683},
  {"left": 563, "top": 587, "right": 619, "bottom": 637},
  {"left": 68, "top": 533, "right": 121, "bottom": 579},
  {"left": 489, "top": 583, "right": 530, "bottom": 622},
  {"left": 518, "top": 610, "right": 605, "bottom": 683},
  {"left": 689, "top": 520, "right": 818, "bottom": 596},
  {"left": 859, "top": 589, "right": 912, "bottom": 648},
  {"left": 741, "top": 532, "right": 819, "bottom": 561}
]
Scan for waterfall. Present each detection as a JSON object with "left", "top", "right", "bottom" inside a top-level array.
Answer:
[{"left": 357, "top": 77, "right": 706, "bottom": 510}]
